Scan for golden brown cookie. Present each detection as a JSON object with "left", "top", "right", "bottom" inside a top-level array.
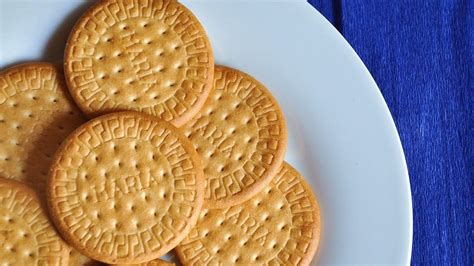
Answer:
[
  {"left": 182, "top": 65, "right": 287, "bottom": 209},
  {"left": 116, "top": 258, "right": 175, "bottom": 266},
  {"left": 176, "top": 162, "right": 321, "bottom": 266},
  {"left": 0, "top": 62, "right": 86, "bottom": 194},
  {"left": 64, "top": 0, "right": 214, "bottom": 127},
  {"left": 47, "top": 111, "right": 204, "bottom": 264},
  {"left": 0, "top": 177, "right": 70, "bottom": 265},
  {"left": 69, "top": 248, "right": 102, "bottom": 266}
]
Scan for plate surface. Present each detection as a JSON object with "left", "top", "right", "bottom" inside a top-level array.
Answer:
[{"left": 0, "top": 0, "right": 412, "bottom": 264}]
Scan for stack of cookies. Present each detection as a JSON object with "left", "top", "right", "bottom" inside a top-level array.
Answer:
[{"left": 0, "top": 0, "right": 321, "bottom": 265}]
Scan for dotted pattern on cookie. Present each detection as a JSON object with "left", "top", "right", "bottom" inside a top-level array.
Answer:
[
  {"left": 48, "top": 112, "right": 204, "bottom": 264},
  {"left": 65, "top": 0, "right": 214, "bottom": 126},
  {"left": 0, "top": 178, "right": 70, "bottom": 265},
  {"left": 176, "top": 162, "right": 321, "bottom": 266},
  {"left": 182, "top": 65, "right": 287, "bottom": 208},
  {"left": 0, "top": 63, "right": 86, "bottom": 194}
]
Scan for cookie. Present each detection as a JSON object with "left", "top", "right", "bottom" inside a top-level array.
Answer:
[
  {"left": 146, "top": 259, "right": 175, "bottom": 266},
  {"left": 0, "top": 177, "right": 70, "bottom": 265},
  {"left": 47, "top": 111, "right": 205, "bottom": 264},
  {"left": 64, "top": 0, "right": 214, "bottom": 127},
  {"left": 69, "top": 249, "right": 101, "bottom": 266},
  {"left": 116, "top": 258, "right": 175, "bottom": 266},
  {"left": 182, "top": 65, "right": 287, "bottom": 208},
  {"left": 0, "top": 62, "right": 86, "bottom": 194},
  {"left": 176, "top": 162, "right": 321, "bottom": 266},
  {"left": 137, "top": 259, "right": 175, "bottom": 266}
]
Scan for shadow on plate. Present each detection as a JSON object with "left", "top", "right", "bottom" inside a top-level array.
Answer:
[{"left": 1, "top": 1, "right": 91, "bottom": 70}]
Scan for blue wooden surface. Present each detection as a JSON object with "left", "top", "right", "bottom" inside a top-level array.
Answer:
[{"left": 308, "top": 0, "right": 473, "bottom": 265}]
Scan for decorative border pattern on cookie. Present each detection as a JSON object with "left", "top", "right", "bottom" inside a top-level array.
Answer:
[
  {"left": 47, "top": 112, "right": 204, "bottom": 264},
  {"left": 183, "top": 66, "right": 287, "bottom": 208},
  {"left": 176, "top": 162, "right": 321, "bottom": 266},
  {"left": 65, "top": 0, "right": 214, "bottom": 126},
  {"left": 0, "top": 178, "right": 70, "bottom": 265},
  {"left": 0, "top": 62, "right": 85, "bottom": 191}
]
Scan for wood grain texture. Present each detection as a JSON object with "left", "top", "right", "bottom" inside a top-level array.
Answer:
[{"left": 309, "top": 0, "right": 472, "bottom": 264}]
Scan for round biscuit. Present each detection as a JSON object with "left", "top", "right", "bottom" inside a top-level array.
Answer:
[
  {"left": 182, "top": 65, "right": 287, "bottom": 208},
  {"left": 64, "top": 0, "right": 214, "bottom": 127},
  {"left": 47, "top": 111, "right": 204, "bottom": 264},
  {"left": 176, "top": 162, "right": 321, "bottom": 266},
  {"left": 0, "top": 63, "right": 86, "bottom": 194},
  {"left": 0, "top": 177, "right": 70, "bottom": 265}
]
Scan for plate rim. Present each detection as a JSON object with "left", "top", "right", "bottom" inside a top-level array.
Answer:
[
  {"left": 305, "top": 3, "right": 413, "bottom": 263},
  {"left": 0, "top": 0, "right": 413, "bottom": 264}
]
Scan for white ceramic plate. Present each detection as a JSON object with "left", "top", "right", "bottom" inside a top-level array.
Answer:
[{"left": 0, "top": 0, "right": 412, "bottom": 264}]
